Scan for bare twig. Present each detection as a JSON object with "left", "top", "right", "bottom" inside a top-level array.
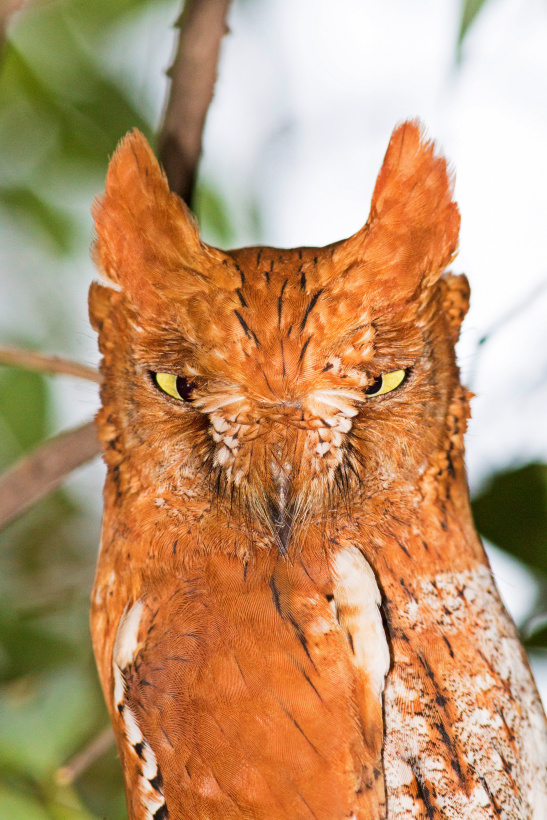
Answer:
[
  {"left": 0, "top": 346, "right": 101, "bottom": 382},
  {"left": 476, "top": 277, "right": 547, "bottom": 349},
  {"left": 0, "top": 420, "right": 101, "bottom": 529},
  {"left": 158, "top": 0, "right": 232, "bottom": 206},
  {"left": 469, "top": 276, "right": 547, "bottom": 390},
  {"left": 56, "top": 726, "right": 115, "bottom": 785}
]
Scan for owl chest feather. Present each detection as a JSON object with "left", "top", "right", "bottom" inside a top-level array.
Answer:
[{"left": 92, "top": 513, "right": 391, "bottom": 820}]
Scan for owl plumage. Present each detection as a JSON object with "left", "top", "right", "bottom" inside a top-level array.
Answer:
[{"left": 89, "top": 122, "right": 547, "bottom": 819}]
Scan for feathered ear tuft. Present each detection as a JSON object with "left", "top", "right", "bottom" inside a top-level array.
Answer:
[
  {"left": 332, "top": 120, "right": 460, "bottom": 302},
  {"left": 92, "top": 130, "right": 233, "bottom": 317}
]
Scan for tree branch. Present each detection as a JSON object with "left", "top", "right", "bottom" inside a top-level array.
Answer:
[
  {"left": 158, "top": 0, "right": 232, "bottom": 206},
  {"left": 0, "top": 346, "right": 101, "bottom": 382},
  {"left": 56, "top": 726, "right": 115, "bottom": 785},
  {"left": 0, "top": 420, "right": 101, "bottom": 529}
]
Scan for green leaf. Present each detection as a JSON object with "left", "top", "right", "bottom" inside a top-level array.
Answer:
[
  {"left": 472, "top": 463, "right": 547, "bottom": 576},
  {"left": 458, "top": 0, "right": 490, "bottom": 48}
]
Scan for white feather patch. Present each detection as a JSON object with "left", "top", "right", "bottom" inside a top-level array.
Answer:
[
  {"left": 111, "top": 603, "right": 167, "bottom": 816},
  {"left": 113, "top": 600, "right": 143, "bottom": 670},
  {"left": 123, "top": 703, "right": 144, "bottom": 746},
  {"left": 113, "top": 663, "right": 125, "bottom": 708},
  {"left": 141, "top": 742, "right": 158, "bottom": 780},
  {"left": 144, "top": 793, "right": 166, "bottom": 817},
  {"left": 332, "top": 545, "right": 390, "bottom": 698}
]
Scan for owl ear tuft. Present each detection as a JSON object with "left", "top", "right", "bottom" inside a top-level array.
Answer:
[
  {"left": 333, "top": 120, "right": 460, "bottom": 302},
  {"left": 92, "top": 130, "right": 230, "bottom": 316}
]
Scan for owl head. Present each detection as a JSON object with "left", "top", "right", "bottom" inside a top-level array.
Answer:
[{"left": 90, "top": 121, "right": 469, "bottom": 553}]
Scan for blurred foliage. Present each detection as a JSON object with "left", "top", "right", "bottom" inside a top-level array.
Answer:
[
  {"left": 472, "top": 464, "right": 547, "bottom": 578},
  {"left": 0, "top": 369, "right": 49, "bottom": 469},
  {"left": 471, "top": 464, "right": 547, "bottom": 649},
  {"left": 0, "top": 0, "right": 546, "bottom": 818}
]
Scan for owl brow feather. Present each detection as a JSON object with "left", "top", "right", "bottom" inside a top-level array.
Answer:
[
  {"left": 299, "top": 288, "right": 324, "bottom": 331},
  {"left": 277, "top": 278, "right": 288, "bottom": 328},
  {"left": 298, "top": 336, "right": 311, "bottom": 366}
]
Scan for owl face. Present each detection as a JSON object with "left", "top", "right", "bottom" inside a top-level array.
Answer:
[{"left": 90, "top": 122, "right": 467, "bottom": 550}]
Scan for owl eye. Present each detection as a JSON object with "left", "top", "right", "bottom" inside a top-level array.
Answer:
[
  {"left": 364, "top": 369, "right": 407, "bottom": 397},
  {"left": 153, "top": 372, "right": 196, "bottom": 402}
]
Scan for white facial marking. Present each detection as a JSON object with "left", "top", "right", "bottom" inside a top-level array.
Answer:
[
  {"left": 334, "top": 415, "right": 352, "bottom": 433},
  {"left": 308, "top": 389, "right": 361, "bottom": 416},
  {"left": 216, "top": 446, "right": 231, "bottom": 466},
  {"left": 211, "top": 414, "right": 230, "bottom": 433},
  {"left": 194, "top": 393, "right": 245, "bottom": 413}
]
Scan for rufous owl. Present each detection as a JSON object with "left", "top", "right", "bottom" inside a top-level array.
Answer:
[{"left": 89, "top": 121, "right": 547, "bottom": 820}]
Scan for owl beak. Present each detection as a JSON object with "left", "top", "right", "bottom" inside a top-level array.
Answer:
[
  {"left": 268, "top": 459, "right": 293, "bottom": 556},
  {"left": 266, "top": 498, "right": 292, "bottom": 557}
]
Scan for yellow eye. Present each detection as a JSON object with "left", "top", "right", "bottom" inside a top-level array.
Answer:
[
  {"left": 153, "top": 372, "right": 196, "bottom": 401},
  {"left": 365, "top": 369, "right": 406, "bottom": 397}
]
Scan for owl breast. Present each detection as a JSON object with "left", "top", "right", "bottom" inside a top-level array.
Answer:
[{"left": 98, "top": 544, "right": 389, "bottom": 820}]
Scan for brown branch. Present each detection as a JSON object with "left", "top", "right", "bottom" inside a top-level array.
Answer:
[
  {"left": 0, "top": 420, "right": 101, "bottom": 529},
  {"left": 0, "top": 346, "right": 101, "bottom": 382},
  {"left": 469, "top": 276, "right": 547, "bottom": 390},
  {"left": 55, "top": 726, "right": 115, "bottom": 785},
  {"left": 158, "top": 0, "right": 232, "bottom": 206}
]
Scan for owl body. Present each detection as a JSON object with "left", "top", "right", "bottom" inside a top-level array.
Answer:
[{"left": 90, "top": 123, "right": 547, "bottom": 819}]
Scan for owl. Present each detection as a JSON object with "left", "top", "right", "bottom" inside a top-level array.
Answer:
[{"left": 89, "top": 121, "right": 547, "bottom": 820}]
